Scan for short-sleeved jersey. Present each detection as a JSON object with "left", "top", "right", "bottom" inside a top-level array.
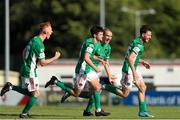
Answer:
[
  {"left": 75, "top": 38, "right": 101, "bottom": 74},
  {"left": 122, "top": 37, "right": 144, "bottom": 73},
  {"left": 93, "top": 42, "right": 111, "bottom": 67},
  {"left": 20, "top": 36, "right": 45, "bottom": 78}
]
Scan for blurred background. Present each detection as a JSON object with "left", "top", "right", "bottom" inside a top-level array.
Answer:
[{"left": 0, "top": 0, "right": 180, "bottom": 106}]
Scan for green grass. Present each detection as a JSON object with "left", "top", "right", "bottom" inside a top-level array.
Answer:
[{"left": 0, "top": 105, "right": 180, "bottom": 119}]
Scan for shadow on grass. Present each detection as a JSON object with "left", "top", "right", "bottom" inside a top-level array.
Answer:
[{"left": 0, "top": 113, "right": 87, "bottom": 119}]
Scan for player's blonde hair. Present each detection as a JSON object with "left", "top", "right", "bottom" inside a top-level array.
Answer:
[
  {"left": 103, "top": 28, "right": 111, "bottom": 34},
  {"left": 39, "top": 21, "right": 51, "bottom": 32}
]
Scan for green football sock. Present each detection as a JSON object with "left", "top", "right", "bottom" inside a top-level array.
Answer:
[
  {"left": 85, "top": 95, "right": 94, "bottom": 112},
  {"left": 22, "top": 96, "right": 37, "bottom": 113},
  {"left": 79, "top": 91, "right": 90, "bottom": 98},
  {"left": 93, "top": 91, "right": 101, "bottom": 111},
  {"left": 139, "top": 101, "right": 147, "bottom": 112},
  {"left": 55, "top": 81, "right": 72, "bottom": 94},
  {"left": 103, "top": 84, "right": 119, "bottom": 95},
  {"left": 12, "top": 86, "right": 31, "bottom": 96}
]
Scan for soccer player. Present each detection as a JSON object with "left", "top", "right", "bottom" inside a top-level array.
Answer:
[
  {"left": 0, "top": 21, "right": 61, "bottom": 118},
  {"left": 82, "top": 28, "right": 114, "bottom": 116},
  {"left": 63, "top": 26, "right": 154, "bottom": 117},
  {"left": 93, "top": 28, "right": 114, "bottom": 83},
  {"left": 45, "top": 25, "right": 110, "bottom": 116},
  {"left": 102, "top": 25, "right": 154, "bottom": 117},
  {"left": 60, "top": 28, "right": 115, "bottom": 116}
]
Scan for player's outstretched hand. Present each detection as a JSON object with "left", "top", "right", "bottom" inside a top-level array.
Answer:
[
  {"left": 142, "top": 61, "right": 150, "bottom": 69},
  {"left": 54, "top": 51, "right": 61, "bottom": 59}
]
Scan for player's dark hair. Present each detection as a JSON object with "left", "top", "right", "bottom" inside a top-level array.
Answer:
[
  {"left": 90, "top": 25, "right": 104, "bottom": 37},
  {"left": 140, "top": 25, "right": 152, "bottom": 36}
]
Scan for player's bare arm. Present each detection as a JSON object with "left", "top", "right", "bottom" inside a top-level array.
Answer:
[
  {"left": 39, "top": 51, "right": 61, "bottom": 66},
  {"left": 93, "top": 55, "right": 107, "bottom": 65},
  {"left": 128, "top": 52, "right": 138, "bottom": 81},
  {"left": 84, "top": 52, "right": 101, "bottom": 73},
  {"left": 103, "top": 62, "right": 116, "bottom": 84},
  {"left": 128, "top": 52, "right": 143, "bottom": 92}
]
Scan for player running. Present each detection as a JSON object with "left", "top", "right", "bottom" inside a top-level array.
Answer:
[
  {"left": 0, "top": 21, "right": 61, "bottom": 118},
  {"left": 82, "top": 28, "right": 115, "bottom": 116},
  {"left": 60, "top": 28, "right": 115, "bottom": 116},
  {"left": 45, "top": 25, "right": 110, "bottom": 116},
  {"left": 102, "top": 25, "right": 154, "bottom": 117},
  {"left": 61, "top": 25, "right": 154, "bottom": 118}
]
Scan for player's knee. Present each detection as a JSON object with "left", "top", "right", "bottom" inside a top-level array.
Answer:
[
  {"left": 122, "top": 91, "right": 130, "bottom": 98},
  {"left": 32, "top": 90, "right": 40, "bottom": 97},
  {"left": 74, "top": 94, "right": 79, "bottom": 97},
  {"left": 93, "top": 84, "right": 101, "bottom": 91},
  {"left": 73, "top": 91, "right": 81, "bottom": 97},
  {"left": 96, "top": 86, "right": 101, "bottom": 91},
  {"left": 37, "top": 92, "right": 40, "bottom": 97},
  {"left": 142, "top": 84, "right": 147, "bottom": 91},
  {"left": 144, "top": 84, "right": 147, "bottom": 91},
  {"left": 140, "top": 84, "right": 146, "bottom": 93},
  {"left": 123, "top": 93, "right": 129, "bottom": 97},
  {"left": 118, "top": 88, "right": 130, "bottom": 98}
]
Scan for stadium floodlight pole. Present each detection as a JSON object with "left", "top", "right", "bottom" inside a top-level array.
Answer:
[
  {"left": 100, "top": 0, "right": 105, "bottom": 28},
  {"left": 121, "top": 6, "right": 156, "bottom": 37},
  {"left": 5, "top": 0, "right": 10, "bottom": 83}
]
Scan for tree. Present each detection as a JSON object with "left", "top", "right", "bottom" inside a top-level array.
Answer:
[{"left": 1, "top": 0, "right": 180, "bottom": 70}]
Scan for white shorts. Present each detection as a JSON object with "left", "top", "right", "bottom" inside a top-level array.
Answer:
[
  {"left": 74, "top": 71, "right": 99, "bottom": 90},
  {"left": 121, "top": 69, "right": 143, "bottom": 90},
  {"left": 21, "top": 76, "right": 39, "bottom": 92}
]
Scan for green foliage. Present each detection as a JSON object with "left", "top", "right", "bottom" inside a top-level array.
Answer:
[{"left": 1, "top": 0, "right": 180, "bottom": 59}]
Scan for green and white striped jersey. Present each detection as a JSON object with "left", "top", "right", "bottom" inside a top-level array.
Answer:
[
  {"left": 122, "top": 37, "right": 144, "bottom": 73},
  {"left": 75, "top": 38, "right": 101, "bottom": 74},
  {"left": 20, "top": 36, "right": 45, "bottom": 78}
]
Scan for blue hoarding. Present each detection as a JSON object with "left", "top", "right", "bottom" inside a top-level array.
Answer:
[{"left": 122, "top": 91, "right": 180, "bottom": 106}]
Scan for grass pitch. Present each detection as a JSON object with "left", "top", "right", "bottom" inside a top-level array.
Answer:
[{"left": 0, "top": 105, "right": 180, "bottom": 119}]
